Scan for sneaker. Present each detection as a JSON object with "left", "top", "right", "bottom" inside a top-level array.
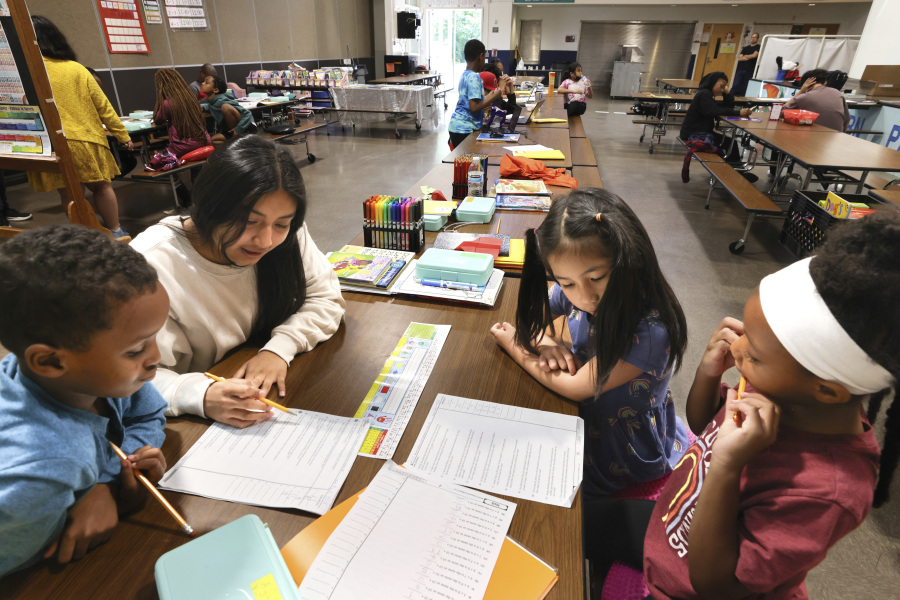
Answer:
[
  {"left": 0, "top": 214, "right": 9, "bottom": 227},
  {"left": 740, "top": 172, "right": 759, "bottom": 183},
  {"left": 4, "top": 207, "right": 32, "bottom": 221},
  {"left": 111, "top": 226, "right": 130, "bottom": 239}
]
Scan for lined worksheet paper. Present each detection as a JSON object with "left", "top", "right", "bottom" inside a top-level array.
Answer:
[
  {"left": 299, "top": 461, "right": 515, "bottom": 600},
  {"left": 158, "top": 411, "right": 368, "bottom": 515},
  {"left": 406, "top": 394, "right": 584, "bottom": 507}
]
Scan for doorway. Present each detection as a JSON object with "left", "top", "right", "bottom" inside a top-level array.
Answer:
[
  {"left": 425, "top": 8, "right": 483, "bottom": 89},
  {"left": 693, "top": 23, "right": 743, "bottom": 82}
]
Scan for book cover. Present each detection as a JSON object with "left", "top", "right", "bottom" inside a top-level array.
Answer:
[
  {"left": 495, "top": 178, "right": 550, "bottom": 195},
  {"left": 496, "top": 194, "right": 551, "bottom": 211},
  {"left": 328, "top": 252, "right": 392, "bottom": 284}
]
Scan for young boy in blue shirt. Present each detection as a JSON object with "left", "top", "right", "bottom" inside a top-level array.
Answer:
[
  {"left": 0, "top": 225, "right": 170, "bottom": 576},
  {"left": 448, "top": 39, "right": 508, "bottom": 149}
]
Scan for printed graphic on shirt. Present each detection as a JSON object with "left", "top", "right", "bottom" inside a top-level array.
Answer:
[{"left": 660, "top": 418, "right": 721, "bottom": 557}]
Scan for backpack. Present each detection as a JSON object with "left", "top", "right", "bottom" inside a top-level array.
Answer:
[
  {"left": 825, "top": 70, "right": 848, "bottom": 91},
  {"left": 631, "top": 101, "right": 662, "bottom": 118}
]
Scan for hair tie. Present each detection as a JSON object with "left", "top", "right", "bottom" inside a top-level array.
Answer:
[{"left": 595, "top": 212, "right": 602, "bottom": 222}]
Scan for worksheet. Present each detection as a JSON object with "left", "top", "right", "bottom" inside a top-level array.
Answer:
[
  {"left": 354, "top": 322, "right": 450, "bottom": 460},
  {"left": 158, "top": 410, "right": 368, "bottom": 515},
  {"left": 406, "top": 394, "right": 584, "bottom": 507},
  {"left": 298, "top": 461, "right": 515, "bottom": 600}
]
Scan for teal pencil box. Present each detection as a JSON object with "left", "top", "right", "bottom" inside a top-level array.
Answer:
[
  {"left": 416, "top": 248, "right": 494, "bottom": 286},
  {"left": 155, "top": 514, "right": 301, "bottom": 600},
  {"left": 456, "top": 196, "right": 496, "bottom": 223},
  {"left": 424, "top": 214, "right": 447, "bottom": 231}
]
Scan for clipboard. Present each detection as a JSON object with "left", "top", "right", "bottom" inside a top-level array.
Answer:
[
  {"left": 281, "top": 492, "right": 559, "bottom": 600},
  {"left": 155, "top": 514, "right": 301, "bottom": 600}
]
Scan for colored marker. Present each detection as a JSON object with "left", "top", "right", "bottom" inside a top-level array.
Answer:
[{"left": 420, "top": 279, "right": 479, "bottom": 291}]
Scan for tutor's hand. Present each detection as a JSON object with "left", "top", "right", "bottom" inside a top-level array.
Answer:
[
  {"left": 698, "top": 317, "right": 744, "bottom": 379},
  {"left": 489, "top": 321, "right": 517, "bottom": 353},
  {"left": 713, "top": 389, "right": 780, "bottom": 472},
  {"left": 44, "top": 483, "right": 118, "bottom": 564},
  {"left": 233, "top": 350, "right": 288, "bottom": 399},
  {"left": 203, "top": 379, "right": 273, "bottom": 428},
  {"left": 538, "top": 343, "right": 581, "bottom": 374},
  {"left": 125, "top": 140, "right": 134, "bottom": 152}
]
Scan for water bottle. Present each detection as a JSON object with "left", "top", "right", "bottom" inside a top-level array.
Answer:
[{"left": 467, "top": 157, "right": 484, "bottom": 197}]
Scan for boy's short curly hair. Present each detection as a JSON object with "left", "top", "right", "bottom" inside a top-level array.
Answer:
[
  {"left": 464, "top": 39, "right": 486, "bottom": 63},
  {"left": 0, "top": 225, "right": 158, "bottom": 355}
]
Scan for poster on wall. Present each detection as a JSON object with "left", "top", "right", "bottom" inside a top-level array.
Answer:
[
  {"left": 165, "top": 0, "right": 209, "bottom": 30},
  {"left": 0, "top": 22, "right": 26, "bottom": 103},
  {"left": 97, "top": 1, "right": 150, "bottom": 53},
  {"left": 142, "top": 0, "right": 162, "bottom": 24},
  {"left": 0, "top": 2, "right": 9, "bottom": 18}
]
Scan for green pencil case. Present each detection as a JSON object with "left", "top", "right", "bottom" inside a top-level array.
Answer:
[
  {"left": 155, "top": 514, "right": 301, "bottom": 600},
  {"left": 456, "top": 196, "right": 496, "bottom": 223},
  {"left": 416, "top": 248, "right": 494, "bottom": 285},
  {"left": 424, "top": 214, "right": 447, "bottom": 231}
]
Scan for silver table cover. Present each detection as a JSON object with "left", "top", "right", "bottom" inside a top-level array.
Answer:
[{"left": 329, "top": 84, "right": 438, "bottom": 127}]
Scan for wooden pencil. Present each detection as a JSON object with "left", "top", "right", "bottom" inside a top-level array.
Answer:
[
  {"left": 734, "top": 375, "right": 747, "bottom": 424},
  {"left": 202, "top": 372, "right": 294, "bottom": 415},
  {"left": 109, "top": 442, "right": 193, "bottom": 537}
]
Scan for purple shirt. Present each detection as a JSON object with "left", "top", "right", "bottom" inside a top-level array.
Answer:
[{"left": 155, "top": 99, "right": 211, "bottom": 157}]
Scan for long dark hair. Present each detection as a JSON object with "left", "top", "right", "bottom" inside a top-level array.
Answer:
[
  {"left": 31, "top": 16, "right": 77, "bottom": 61},
  {"left": 188, "top": 136, "right": 307, "bottom": 345},
  {"left": 810, "top": 212, "right": 900, "bottom": 507},
  {"left": 515, "top": 188, "right": 687, "bottom": 392}
]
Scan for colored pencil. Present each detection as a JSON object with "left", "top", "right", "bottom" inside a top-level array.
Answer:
[
  {"left": 203, "top": 372, "right": 294, "bottom": 415},
  {"left": 734, "top": 375, "right": 747, "bottom": 424},
  {"left": 108, "top": 441, "right": 194, "bottom": 537},
  {"left": 496, "top": 218, "right": 501, "bottom": 234}
]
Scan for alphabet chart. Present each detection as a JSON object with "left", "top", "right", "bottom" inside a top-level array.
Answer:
[{"left": 354, "top": 322, "right": 450, "bottom": 460}]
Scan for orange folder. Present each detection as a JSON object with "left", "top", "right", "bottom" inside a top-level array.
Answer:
[{"left": 281, "top": 491, "right": 559, "bottom": 599}]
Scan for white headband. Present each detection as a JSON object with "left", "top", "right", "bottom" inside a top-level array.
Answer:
[{"left": 759, "top": 257, "right": 894, "bottom": 396}]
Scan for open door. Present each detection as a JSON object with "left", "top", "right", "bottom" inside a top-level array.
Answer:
[{"left": 693, "top": 23, "right": 742, "bottom": 83}]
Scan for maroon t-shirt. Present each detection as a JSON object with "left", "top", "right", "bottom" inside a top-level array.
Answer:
[{"left": 643, "top": 391, "right": 880, "bottom": 600}]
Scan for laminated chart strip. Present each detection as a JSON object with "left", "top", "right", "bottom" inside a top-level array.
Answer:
[
  {"left": 0, "top": 21, "right": 26, "bottom": 104},
  {"left": 354, "top": 322, "right": 450, "bottom": 460},
  {"left": 0, "top": 104, "right": 50, "bottom": 156}
]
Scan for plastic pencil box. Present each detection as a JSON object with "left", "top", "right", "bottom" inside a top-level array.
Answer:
[
  {"left": 416, "top": 248, "right": 494, "bottom": 286},
  {"left": 424, "top": 214, "right": 447, "bottom": 231},
  {"left": 128, "top": 110, "right": 153, "bottom": 119},
  {"left": 155, "top": 514, "right": 301, "bottom": 600},
  {"left": 456, "top": 196, "right": 496, "bottom": 223}
]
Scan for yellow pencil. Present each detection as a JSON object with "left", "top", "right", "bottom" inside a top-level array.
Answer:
[
  {"left": 203, "top": 372, "right": 294, "bottom": 415},
  {"left": 109, "top": 442, "right": 193, "bottom": 537},
  {"left": 496, "top": 218, "right": 502, "bottom": 234},
  {"left": 734, "top": 375, "right": 747, "bottom": 424}
]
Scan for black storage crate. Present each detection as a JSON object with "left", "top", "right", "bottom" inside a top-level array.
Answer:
[{"left": 778, "top": 190, "right": 875, "bottom": 257}]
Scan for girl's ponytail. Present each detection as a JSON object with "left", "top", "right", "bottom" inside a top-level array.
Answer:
[{"left": 515, "top": 227, "right": 553, "bottom": 356}]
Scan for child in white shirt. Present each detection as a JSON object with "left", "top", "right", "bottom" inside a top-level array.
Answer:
[{"left": 557, "top": 62, "right": 593, "bottom": 117}]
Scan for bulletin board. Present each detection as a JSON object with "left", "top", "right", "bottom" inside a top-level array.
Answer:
[{"left": 97, "top": 0, "right": 150, "bottom": 53}]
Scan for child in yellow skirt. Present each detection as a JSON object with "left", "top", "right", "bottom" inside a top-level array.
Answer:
[{"left": 29, "top": 16, "right": 134, "bottom": 238}]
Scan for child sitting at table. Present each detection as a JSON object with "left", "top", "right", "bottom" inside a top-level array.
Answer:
[
  {"left": 0, "top": 226, "right": 169, "bottom": 576},
  {"left": 447, "top": 39, "right": 506, "bottom": 150},
  {"left": 153, "top": 68, "right": 212, "bottom": 158},
  {"left": 557, "top": 62, "right": 593, "bottom": 117},
  {"left": 639, "top": 214, "right": 898, "bottom": 599},
  {"left": 201, "top": 75, "right": 257, "bottom": 146},
  {"left": 130, "top": 136, "right": 345, "bottom": 428},
  {"left": 489, "top": 189, "right": 690, "bottom": 499}
]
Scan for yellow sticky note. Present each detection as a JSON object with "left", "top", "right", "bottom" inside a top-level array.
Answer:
[
  {"left": 251, "top": 573, "right": 283, "bottom": 600},
  {"left": 531, "top": 118, "right": 567, "bottom": 123}
]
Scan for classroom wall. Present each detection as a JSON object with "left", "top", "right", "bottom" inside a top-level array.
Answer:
[
  {"left": 25, "top": 0, "right": 375, "bottom": 114},
  {"left": 510, "top": 2, "right": 871, "bottom": 51}
]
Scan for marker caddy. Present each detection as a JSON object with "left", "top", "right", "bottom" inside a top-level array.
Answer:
[{"left": 362, "top": 195, "right": 425, "bottom": 251}]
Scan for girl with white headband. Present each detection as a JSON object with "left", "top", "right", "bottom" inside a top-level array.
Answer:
[{"left": 638, "top": 213, "right": 898, "bottom": 600}]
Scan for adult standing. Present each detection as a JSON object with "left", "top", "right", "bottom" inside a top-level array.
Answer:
[
  {"left": 731, "top": 32, "right": 760, "bottom": 97},
  {"left": 189, "top": 63, "right": 218, "bottom": 99},
  {"left": 28, "top": 16, "right": 132, "bottom": 238}
]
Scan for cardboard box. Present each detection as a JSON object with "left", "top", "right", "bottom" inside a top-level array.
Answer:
[{"left": 858, "top": 65, "right": 900, "bottom": 97}]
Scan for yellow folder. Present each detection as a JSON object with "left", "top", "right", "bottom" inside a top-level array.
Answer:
[
  {"left": 281, "top": 491, "right": 559, "bottom": 599},
  {"left": 530, "top": 117, "right": 567, "bottom": 123},
  {"left": 513, "top": 149, "right": 566, "bottom": 160},
  {"left": 495, "top": 238, "right": 526, "bottom": 269},
  {"left": 424, "top": 200, "right": 458, "bottom": 215}
]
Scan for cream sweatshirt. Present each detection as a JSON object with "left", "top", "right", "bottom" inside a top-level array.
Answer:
[{"left": 130, "top": 217, "right": 345, "bottom": 417}]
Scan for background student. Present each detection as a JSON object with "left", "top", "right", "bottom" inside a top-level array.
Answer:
[
  {"left": 201, "top": 76, "right": 256, "bottom": 146},
  {"left": 130, "top": 136, "right": 345, "bottom": 428},
  {"left": 784, "top": 68, "right": 850, "bottom": 132},
  {"left": 0, "top": 226, "right": 169, "bottom": 576},
  {"left": 153, "top": 68, "right": 212, "bottom": 158},
  {"left": 447, "top": 39, "right": 506, "bottom": 149},
  {"left": 189, "top": 63, "right": 218, "bottom": 99},
  {"left": 490, "top": 189, "right": 690, "bottom": 499},
  {"left": 557, "top": 62, "right": 593, "bottom": 117},
  {"left": 680, "top": 71, "right": 753, "bottom": 172},
  {"left": 28, "top": 16, "right": 134, "bottom": 238}
]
